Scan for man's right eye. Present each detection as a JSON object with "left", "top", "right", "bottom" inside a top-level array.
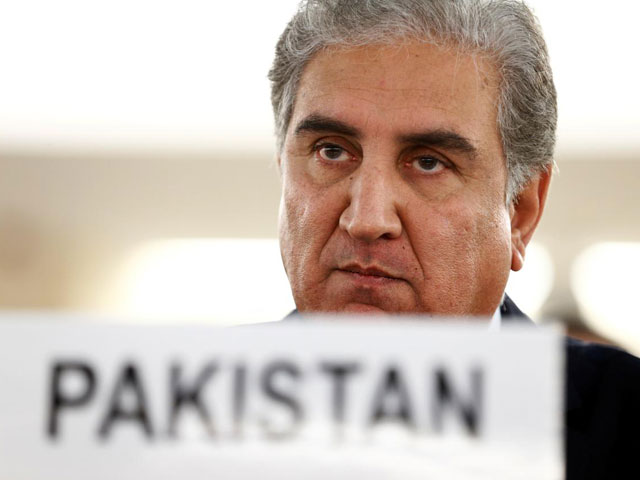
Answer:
[{"left": 315, "top": 144, "right": 353, "bottom": 163}]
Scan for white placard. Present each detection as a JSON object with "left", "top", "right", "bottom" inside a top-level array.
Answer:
[{"left": 0, "top": 316, "right": 564, "bottom": 479}]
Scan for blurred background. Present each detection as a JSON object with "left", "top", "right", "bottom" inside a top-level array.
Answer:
[{"left": 0, "top": 0, "right": 638, "bottom": 352}]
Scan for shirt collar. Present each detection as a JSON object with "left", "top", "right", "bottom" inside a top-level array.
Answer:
[{"left": 488, "top": 293, "right": 506, "bottom": 331}]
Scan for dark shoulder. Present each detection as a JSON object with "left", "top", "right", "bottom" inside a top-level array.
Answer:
[
  {"left": 566, "top": 336, "right": 640, "bottom": 414},
  {"left": 565, "top": 338, "right": 640, "bottom": 480},
  {"left": 566, "top": 337, "right": 640, "bottom": 391}
]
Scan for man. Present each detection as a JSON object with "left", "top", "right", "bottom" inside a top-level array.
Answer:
[{"left": 269, "top": 1, "right": 640, "bottom": 479}]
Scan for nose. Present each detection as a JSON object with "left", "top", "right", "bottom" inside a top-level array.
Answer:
[{"left": 338, "top": 164, "right": 402, "bottom": 242}]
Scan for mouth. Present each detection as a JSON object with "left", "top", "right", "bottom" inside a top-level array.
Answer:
[{"left": 337, "top": 264, "right": 403, "bottom": 283}]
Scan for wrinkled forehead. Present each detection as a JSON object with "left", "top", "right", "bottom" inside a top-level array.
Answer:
[
  {"left": 288, "top": 42, "right": 502, "bottom": 146},
  {"left": 305, "top": 42, "right": 496, "bottom": 96}
]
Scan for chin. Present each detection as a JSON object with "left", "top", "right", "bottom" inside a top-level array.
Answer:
[
  {"left": 340, "top": 303, "right": 391, "bottom": 315},
  {"left": 299, "top": 301, "right": 392, "bottom": 316}
]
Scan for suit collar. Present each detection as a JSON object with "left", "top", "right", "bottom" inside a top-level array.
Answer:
[{"left": 500, "top": 294, "right": 534, "bottom": 324}]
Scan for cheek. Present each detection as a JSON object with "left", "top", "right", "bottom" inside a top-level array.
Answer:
[
  {"left": 457, "top": 200, "right": 511, "bottom": 257},
  {"left": 408, "top": 200, "right": 511, "bottom": 313},
  {"left": 280, "top": 179, "right": 317, "bottom": 245},
  {"left": 456, "top": 201, "right": 513, "bottom": 296},
  {"left": 409, "top": 200, "right": 511, "bottom": 278},
  {"left": 278, "top": 175, "right": 340, "bottom": 274},
  {"left": 278, "top": 184, "right": 307, "bottom": 269}
]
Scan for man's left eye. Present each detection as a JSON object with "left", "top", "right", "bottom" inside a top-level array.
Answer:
[{"left": 412, "top": 156, "right": 445, "bottom": 173}]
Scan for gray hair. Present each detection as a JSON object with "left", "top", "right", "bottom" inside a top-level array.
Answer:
[{"left": 268, "top": 0, "right": 557, "bottom": 202}]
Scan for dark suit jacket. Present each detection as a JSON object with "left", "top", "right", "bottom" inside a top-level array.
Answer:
[{"left": 502, "top": 296, "right": 640, "bottom": 480}]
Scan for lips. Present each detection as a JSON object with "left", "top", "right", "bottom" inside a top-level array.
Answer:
[{"left": 338, "top": 264, "right": 402, "bottom": 282}]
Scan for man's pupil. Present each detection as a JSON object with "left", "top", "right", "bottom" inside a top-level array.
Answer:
[
  {"left": 418, "top": 157, "right": 438, "bottom": 170},
  {"left": 325, "top": 147, "right": 343, "bottom": 160}
]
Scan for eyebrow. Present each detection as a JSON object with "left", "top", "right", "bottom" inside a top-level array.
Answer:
[
  {"left": 294, "top": 114, "right": 361, "bottom": 138},
  {"left": 293, "top": 113, "right": 478, "bottom": 158},
  {"left": 399, "top": 131, "right": 478, "bottom": 158}
]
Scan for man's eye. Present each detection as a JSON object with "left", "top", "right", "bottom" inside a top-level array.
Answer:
[
  {"left": 316, "top": 144, "right": 352, "bottom": 163},
  {"left": 412, "top": 156, "right": 446, "bottom": 173}
]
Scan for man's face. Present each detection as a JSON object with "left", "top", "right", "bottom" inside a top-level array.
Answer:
[{"left": 278, "top": 42, "right": 514, "bottom": 316}]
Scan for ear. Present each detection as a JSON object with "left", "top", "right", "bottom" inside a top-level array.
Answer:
[{"left": 510, "top": 169, "right": 552, "bottom": 272}]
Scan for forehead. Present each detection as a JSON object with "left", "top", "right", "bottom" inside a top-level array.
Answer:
[{"left": 290, "top": 42, "right": 501, "bottom": 142}]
